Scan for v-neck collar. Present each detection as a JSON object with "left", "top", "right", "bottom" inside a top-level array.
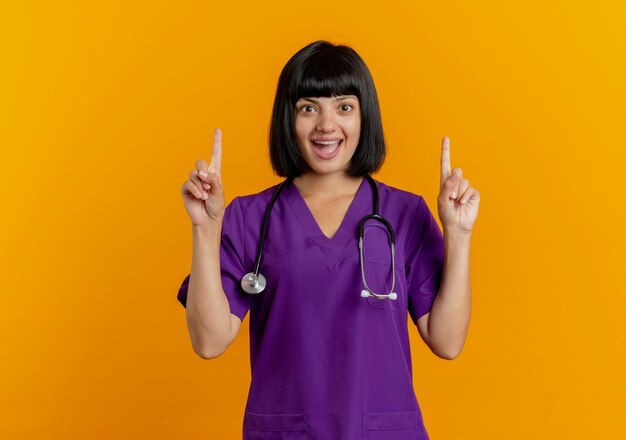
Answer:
[{"left": 284, "top": 176, "right": 372, "bottom": 264}]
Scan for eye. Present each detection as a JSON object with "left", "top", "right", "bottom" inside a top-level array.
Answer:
[
  {"left": 340, "top": 103, "right": 354, "bottom": 112},
  {"left": 299, "top": 104, "right": 315, "bottom": 113}
]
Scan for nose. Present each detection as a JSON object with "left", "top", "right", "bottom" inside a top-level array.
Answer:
[{"left": 315, "top": 110, "right": 337, "bottom": 133}]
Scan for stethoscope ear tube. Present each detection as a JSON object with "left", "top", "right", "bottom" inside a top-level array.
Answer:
[
  {"left": 357, "top": 176, "right": 397, "bottom": 300},
  {"left": 358, "top": 234, "right": 397, "bottom": 301}
]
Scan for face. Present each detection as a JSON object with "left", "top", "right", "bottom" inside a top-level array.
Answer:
[{"left": 293, "top": 94, "right": 361, "bottom": 176}]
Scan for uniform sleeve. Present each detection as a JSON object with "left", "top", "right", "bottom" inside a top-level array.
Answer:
[
  {"left": 176, "top": 197, "right": 252, "bottom": 321},
  {"left": 405, "top": 196, "right": 444, "bottom": 325}
]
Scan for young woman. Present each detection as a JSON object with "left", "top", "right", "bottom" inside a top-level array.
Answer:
[{"left": 178, "top": 40, "right": 480, "bottom": 440}]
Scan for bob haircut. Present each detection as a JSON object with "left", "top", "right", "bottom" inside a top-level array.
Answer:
[{"left": 269, "top": 40, "right": 386, "bottom": 177}]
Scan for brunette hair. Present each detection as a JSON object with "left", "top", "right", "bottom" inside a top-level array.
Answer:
[{"left": 269, "top": 40, "right": 386, "bottom": 177}]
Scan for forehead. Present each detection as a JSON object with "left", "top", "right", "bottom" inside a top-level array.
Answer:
[{"left": 296, "top": 95, "right": 358, "bottom": 103}]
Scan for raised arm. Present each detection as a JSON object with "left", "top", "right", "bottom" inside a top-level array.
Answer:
[
  {"left": 417, "top": 136, "right": 480, "bottom": 359},
  {"left": 180, "top": 128, "right": 241, "bottom": 359}
]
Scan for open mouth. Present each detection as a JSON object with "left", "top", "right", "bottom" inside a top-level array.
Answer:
[{"left": 311, "top": 139, "right": 343, "bottom": 159}]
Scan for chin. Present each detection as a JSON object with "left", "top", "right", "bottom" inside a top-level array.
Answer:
[{"left": 307, "top": 163, "right": 351, "bottom": 176}]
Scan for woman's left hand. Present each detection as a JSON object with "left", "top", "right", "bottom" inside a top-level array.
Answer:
[{"left": 437, "top": 136, "right": 480, "bottom": 236}]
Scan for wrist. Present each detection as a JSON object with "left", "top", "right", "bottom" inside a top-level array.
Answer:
[
  {"left": 443, "top": 227, "right": 472, "bottom": 242},
  {"left": 192, "top": 219, "right": 223, "bottom": 233}
]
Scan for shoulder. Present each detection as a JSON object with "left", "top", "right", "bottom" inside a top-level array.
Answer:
[
  {"left": 372, "top": 179, "right": 439, "bottom": 236},
  {"left": 373, "top": 179, "right": 425, "bottom": 210},
  {"left": 227, "top": 182, "right": 281, "bottom": 208}
]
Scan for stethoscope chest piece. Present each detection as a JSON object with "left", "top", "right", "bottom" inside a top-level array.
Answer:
[{"left": 241, "top": 272, "right": 267, "bottom": 294}]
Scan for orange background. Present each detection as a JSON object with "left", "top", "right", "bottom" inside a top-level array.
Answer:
[{"left": 1, "top": 1, "right": 625, "bottom": 438}]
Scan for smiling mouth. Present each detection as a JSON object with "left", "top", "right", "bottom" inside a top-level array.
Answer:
[
  {"left": 310, "top": 139, "right": 342, "bottom": 159},
  {"left": 311, "top": 139, "right": 342, "bottom": 149}
]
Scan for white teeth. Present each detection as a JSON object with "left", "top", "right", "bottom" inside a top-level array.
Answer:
[
  {"left": 313, "top": 140, "right": 341, "bottom": 146},
  {"left": 312, "top": 139, "right": 341, "bottom": 156}
]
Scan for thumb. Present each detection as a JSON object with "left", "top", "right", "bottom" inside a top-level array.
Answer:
[
  {"left": 205, "top": 172, "right": 224, "bottom": 197},
  {"left": 439, "top": 172, "right": 457, "bottom": 203}
]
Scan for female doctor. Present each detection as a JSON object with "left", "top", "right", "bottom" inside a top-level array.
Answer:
[{"left": 178, "top": 40, "right": 480, "bottom": 440}]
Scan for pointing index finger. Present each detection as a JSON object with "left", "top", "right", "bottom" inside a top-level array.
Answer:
[
  {"left": 440, "top": 136, "right": 451, "bottom": 189},
  {"left": 208, "top": 127, "right": 222, "bottom": 177}
]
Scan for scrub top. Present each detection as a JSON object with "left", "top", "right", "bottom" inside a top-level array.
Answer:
[{"left": 177, "top": 177, "right": 444, "bottom": 440}]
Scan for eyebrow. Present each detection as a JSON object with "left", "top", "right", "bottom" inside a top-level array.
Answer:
[{"left": 298, "top": 95, "right": 358, "bottom": 103}]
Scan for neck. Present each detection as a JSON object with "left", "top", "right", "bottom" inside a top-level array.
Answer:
[{"left": 293, "top": 172, "right": 365, "bottom": 199}]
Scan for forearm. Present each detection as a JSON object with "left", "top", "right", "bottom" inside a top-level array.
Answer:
[
  {"left": 186, "top": 221, "right": 232, "bottom": 358},
  {"left": 428, "top": 229, "right": 472, "bottom": 359}
]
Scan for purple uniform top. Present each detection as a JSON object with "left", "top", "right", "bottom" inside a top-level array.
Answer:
[{"left": 178, "top": 177, "right": 444, "bottom": 440}]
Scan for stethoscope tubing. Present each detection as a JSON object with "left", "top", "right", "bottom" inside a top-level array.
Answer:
[
  {"left": 252, "top": 176, "right": 293, "bottom": 276},
  {"left": 240, "top": 175, "right": 397, "bottom": 300}
]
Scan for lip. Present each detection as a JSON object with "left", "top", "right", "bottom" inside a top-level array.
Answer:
[{"left": 310, "top": 139, "right": 342, "bottom": 160}]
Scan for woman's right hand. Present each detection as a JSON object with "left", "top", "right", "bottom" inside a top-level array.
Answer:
[{"left": 181, "top": 128, "right": 226, "bottom": 227}]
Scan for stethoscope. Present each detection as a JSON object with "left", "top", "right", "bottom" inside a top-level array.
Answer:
[{"left": 240, "top": 175, "right": 397, "bottom": 300}]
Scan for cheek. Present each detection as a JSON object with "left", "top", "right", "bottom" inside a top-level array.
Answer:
[
  {"left": 346, "top": 112, "right": 361, "bottom": 133},
  {"left": 347, "top": 120, "right": 361, "bottom": 140},
  {"left": 294, "top": 118, "right": 312, "bottom": 140},
  {"left": 293, "top": 126, "right": 306, "bottom": 150}
]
